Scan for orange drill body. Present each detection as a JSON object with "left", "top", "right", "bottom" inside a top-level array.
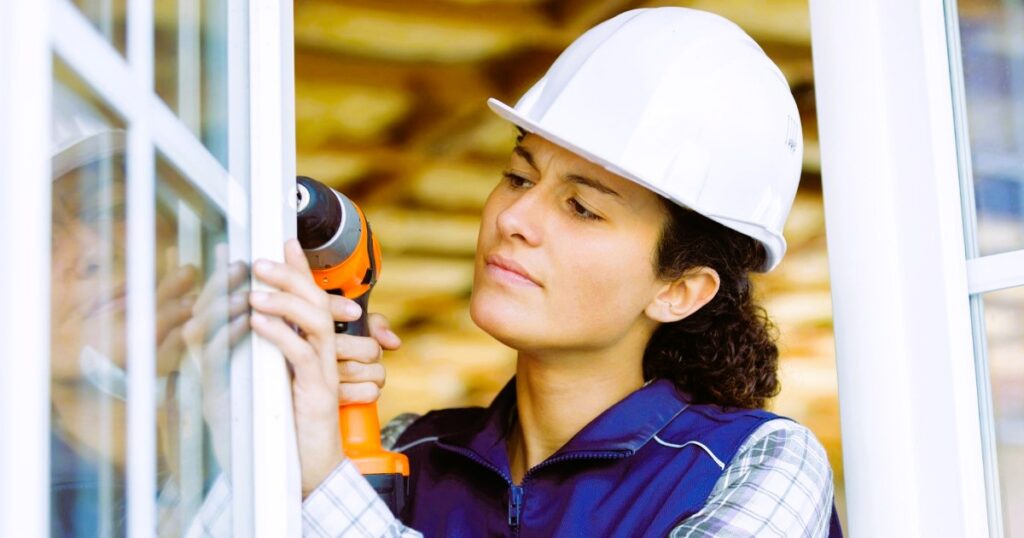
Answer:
[{"left": 295, "top": 176, "right": 409, "bottom": 512}]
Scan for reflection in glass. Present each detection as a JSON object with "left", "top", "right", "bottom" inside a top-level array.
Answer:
[
  {"left": 957, "top": 1, "right": 1024, "bottom": 255},
  {"left": 51, "top": 70, "right": 130, "bottom": 537},
  {"left": 984, "top": 286, "right": 1024, "bottom": 536},
  {"left": 155, "top": 0, "right": 229, "bottom": 166},
  {"left": 70, "top": 0, "right": 128, "bottom": 56},
  {"left": 51, "top": 70, "right": 245, "bottom": 537},
  {"left": 153, "top": 156, "right": 245, "bottom": 536}
]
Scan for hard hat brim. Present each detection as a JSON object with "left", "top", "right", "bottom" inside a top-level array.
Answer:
[
  {"left": 52, "top": 130, "right": 127, "bottom": 180},
  {"left": 487, "top": 97, "right": 686, "bottom": 211},
  {"left": 487, "top": 97, "right": 785, "bottom": 271}
]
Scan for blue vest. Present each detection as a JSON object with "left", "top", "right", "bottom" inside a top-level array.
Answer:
[{"left": 395, "top": 378, "right": 842, "bottom": 537}]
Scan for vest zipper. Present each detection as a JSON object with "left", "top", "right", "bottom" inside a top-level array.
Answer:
[
  {"left": 508, "top": 485, "right": 524, "bottom": 529},
  {"left": 435, "top": 442, "right": 632, "bottom": 534}
]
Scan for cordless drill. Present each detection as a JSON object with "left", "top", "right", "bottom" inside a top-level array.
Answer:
[{"left": 295, "top": 175, "right": 409, "bottom": 515}]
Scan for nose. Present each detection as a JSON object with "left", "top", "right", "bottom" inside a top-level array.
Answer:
[
  {"left": 70, "top": 222, "right": 122, "bottom": 280},
  {"left": 494, "top": 186, "right": 543, "bottom": 247}
]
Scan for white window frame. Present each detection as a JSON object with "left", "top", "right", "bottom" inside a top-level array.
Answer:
[
  {"left": 811, "top": 0, "right": 1024, "bottom": 535},
  {"left": 0, "top": 1, "right": 52, "bottom": 536},
  {"left": 0, "top": 0, "right": 301, "bottom": 533}
]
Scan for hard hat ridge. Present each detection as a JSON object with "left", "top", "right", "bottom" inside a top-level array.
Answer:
[{"left": 487, "top": 7, "right": 803, "bottom": 272}]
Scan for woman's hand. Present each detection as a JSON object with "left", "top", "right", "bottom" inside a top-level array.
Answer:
[
  {"left": 177, "top": 244, "right": 250, "bottom": 477},
  {"left": 249, "top": 238, "right": 400, "bottom": 496},
  {"left": 336, "top": 312, "right": 401, "bottom": 405}
]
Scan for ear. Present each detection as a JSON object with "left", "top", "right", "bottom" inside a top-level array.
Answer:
[{"left": 644, "top": 267, "right": 721, "bottom": 324}]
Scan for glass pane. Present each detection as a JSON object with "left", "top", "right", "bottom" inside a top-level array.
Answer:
[
  {"left": 153, "top": 155, "right": 244, "bottom": 536},
  {"left": 70, "top": 0, "right": 128, "bottom": 56},
  {"left": 984, "top": 285, "right": 1024, "bottom": 535},
  {"left": 51, "top": 63, "right": 246, "bottom": 536},
  {"left": 51, "top": 65, "right": 129, "bottom": 536},
  {"left": 154, "top": 0, "right": 229, "bottom": 166},
  {"left": 956, "top": 1, "right": 1024, "bottom": 255}
]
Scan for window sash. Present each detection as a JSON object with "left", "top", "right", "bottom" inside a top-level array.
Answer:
[
  {"left": 0, "top": 1, "right": 52, "bottom": 536},
  {"left": 0, "top": 0, "right": 301, "bottom": 533},
  {"left": 809, "top": 0, "right": 990, "bottom": 535}
]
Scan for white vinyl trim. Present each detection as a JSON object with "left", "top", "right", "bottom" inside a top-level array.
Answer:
[
  {"left": 944, "top": 2, "right": 1007, "bottom": 535},
  {"left": 249, "top": 0, "right": 301, "bottom": 535},
  {"left": 227, "top": 0, "right": 255, "bottom": 533},
  {"left": 393, "top": 436, "right": 440, "bottom": 453},
  {"left": 0, "top": 1, "right": 51, "bottom": 535},
  {"left": 967, "top": 250, "right": 1024, "bottom": 295},
  {"left": 809, "top": 0, "right": 989, "bottom": 535},
  {"left": 176, "top": 203, "right": 205, "bottom": 520},
  {"left": 652, "top": 436, "right": 726, "bottom": 470},
  {"left": 51, "top": 0, "right": 139, "bottom": 119},
  {"left": 125, "top": 0, "right": 158, "bottom": 532}
]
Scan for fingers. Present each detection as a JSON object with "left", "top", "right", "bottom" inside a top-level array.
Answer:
[
  {"left": 252, "top": 240, "right": 325, "bottom": 309},
  {"left": 156, "top": 326, "right": 184, "bottom": 375},
  {"left": 157, "top": 263, "right": 199, "bottom": 304},
  {"left": 251, "top": 312, "right": 334, "bottom": 389},
  {"left": 327, "top": 295, "right": 363, "bottom": 323},
  {"left": 157, "top": 247, "right": 199, "bottom": 303},
  {"left": 337, "top": 360, "right": 385, "bottom": 388},
  {"left": 367, "top": 313, "right": 401, "bottom": 351},
  {"left": 250, "top": 289, "right": 332, "bottom": 347},
  {"left": 157, "top": 295, "right": 197, "bottom": 344},
  {"left": 193, "top": 245, "right": 249, "bottom": 315},
  {"left": 338, "top": 381, "right": 382, "bottom": 405},
  {"left": 183, "top": 291, "right": 248, "bottom": 347},
  {"left": 334, "top": 333, "right": 383, "bottom": 364}
]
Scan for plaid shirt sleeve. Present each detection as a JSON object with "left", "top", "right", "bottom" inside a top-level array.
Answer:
[
  {"left": 669, "top": 419, "right": 835, "bottom": 538},
  {"left": 173, "top": 460, "right": 422, "bottom": 538},
  {"left": 171, "top": 414, "right": 424, "bottom": 538},
  {"left": 302, "top": 459, "right": 422, "bottom": 538}
]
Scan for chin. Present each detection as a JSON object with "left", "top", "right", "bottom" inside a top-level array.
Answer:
[{"left": 469, "top": 291, "right": 535, "bottom": 351}]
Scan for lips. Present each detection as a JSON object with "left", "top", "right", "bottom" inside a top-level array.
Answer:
[
  {"left": 86, "top": 284, "right": 128, "bottom": 317},
  {"left": 90, "top": 294, "right": 128, "bottom": 316},
  {"left": 485, "top": 253, "right": 541, "bottom": 287}
]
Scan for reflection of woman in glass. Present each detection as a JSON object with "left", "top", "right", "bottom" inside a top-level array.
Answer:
[
  {"left": 49, "top": 84, "right": 246, "bottom": 536},
  {"left": 248, "top": 8, "right": 842, "bottom": 537}
]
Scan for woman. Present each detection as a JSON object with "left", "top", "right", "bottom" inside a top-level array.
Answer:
[{"left": 250, "top": 7, "right": 841, "bottom": 537}]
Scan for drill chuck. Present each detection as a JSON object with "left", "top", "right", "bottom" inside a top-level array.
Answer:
[{"left": 296, "top": 176, "right": 343, "bottom": 250}]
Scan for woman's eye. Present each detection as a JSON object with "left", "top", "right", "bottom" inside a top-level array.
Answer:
[
  {"left": 568, "top": 198, "right": 600, "bottom": 221},
  {"left": 503, "top": 172, "right": 533, "bottom": 189}
]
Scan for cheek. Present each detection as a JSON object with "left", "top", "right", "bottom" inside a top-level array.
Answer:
[{"left": 550, "top": 239, "right": 659, "bottom": 329}]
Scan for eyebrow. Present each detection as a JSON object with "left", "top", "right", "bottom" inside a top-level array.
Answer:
[
  {"left": 512, "top": 145, "right": 537, "bottom": 169},
  {"left": 512, "top": 145, "right": 623, "bottom": 200}
]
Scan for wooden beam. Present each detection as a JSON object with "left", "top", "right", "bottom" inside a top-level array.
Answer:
[
  {"left": 365, "top": 206, "right": 482, "bottom": 256},
  {"left": 294, "top": 0, "right": 559, "bottom": 63}
]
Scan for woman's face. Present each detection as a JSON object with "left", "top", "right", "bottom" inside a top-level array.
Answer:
[
  {"left": 50, "top": 158, "right": 184, "bottom": 381},
  {"left": 471, "top": 134, "right": 670, "bottom": 354},
  {"left": 50, "top": 162, "right": 129, "bottom": 380}
]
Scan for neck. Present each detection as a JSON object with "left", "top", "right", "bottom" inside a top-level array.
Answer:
[{"left": 508, "top": 338, "right": 648, "bottom": 483}]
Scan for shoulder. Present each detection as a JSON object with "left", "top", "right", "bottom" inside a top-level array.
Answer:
[
  {"left": 731, "top": 418, "right": 831, "bottom": 476},
  {"left": 720, "top": 418, "right": 833, "bottom": 500},
  {"left": 670, "top": 418, "right": 836, "bottom": 537},
  {"left": 384, "top": 407, "right": 489, "bottom": 452}
]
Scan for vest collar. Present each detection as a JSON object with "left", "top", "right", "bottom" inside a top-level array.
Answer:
[{"left": 436, "top": 377, "right": 689, "bottom": 477}]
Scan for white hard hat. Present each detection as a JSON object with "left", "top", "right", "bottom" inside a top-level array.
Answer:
[
  {"left": 487, "top": 7, "right": 802, "bottom": 272},
  {"left": 52, "top": 83, "right": 125, "bottom": 179}
]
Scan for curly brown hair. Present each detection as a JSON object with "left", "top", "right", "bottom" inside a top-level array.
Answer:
[{"left": 643, "top": 199, "right": 780, "bottom": 409}]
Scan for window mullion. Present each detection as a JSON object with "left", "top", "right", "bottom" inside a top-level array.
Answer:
[
  {"left": 248, "top": 0, "right": 301, "bottom": 534},
  {"left": 125, "top": 0, "right": 158, "bottom": 534}
]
